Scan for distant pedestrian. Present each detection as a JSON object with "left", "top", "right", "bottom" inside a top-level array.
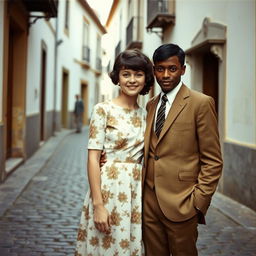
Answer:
[
  {"left": 75, "top": 49, "right": 154, "bottom": 256},
  {"left": 74, "top": 94, "right": 84, "bottom": 133}
]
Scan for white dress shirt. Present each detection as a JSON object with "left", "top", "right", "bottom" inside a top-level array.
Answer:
[{"left": 154, "top": 81, "right": 183, "bottom": 130}]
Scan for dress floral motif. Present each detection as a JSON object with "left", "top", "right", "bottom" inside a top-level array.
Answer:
[{"left": 75, "top": 101, "right": 146, "bottom": 256}]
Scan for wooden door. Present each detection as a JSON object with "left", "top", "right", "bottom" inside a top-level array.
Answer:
[{"left": 203, "top": 52, "right": 219, "bottom": 114}]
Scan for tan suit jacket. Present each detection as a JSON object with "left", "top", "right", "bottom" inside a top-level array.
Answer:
[{"left": 143, "top": 84, "right": 223, "bottom": 222}]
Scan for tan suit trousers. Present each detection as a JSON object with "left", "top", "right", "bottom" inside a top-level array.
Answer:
[{"left": 142, "top": 184, "right": 198, "bottom": 256}]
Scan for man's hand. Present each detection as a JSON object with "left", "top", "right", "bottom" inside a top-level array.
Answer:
[
  {"left": 195, "top": 207, "right": 206, "bottom": 224},
  {"left": 99, "top": 151, "right": 107, "bottom": 167},
  {"left": 93, "top": 204, "right": 111, "bottom": 234}
]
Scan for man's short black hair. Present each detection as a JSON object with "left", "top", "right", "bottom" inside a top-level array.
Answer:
[{"left": 153, "top": 43, "right": 185, "bottom": 66}]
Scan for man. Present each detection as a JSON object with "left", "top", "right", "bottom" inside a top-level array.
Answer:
[
  {"left": 142, "top": 43, "right": 223, "bottom": 256},
  {"left": 74, "top": 94, "right": 84, "bottom": 133}
]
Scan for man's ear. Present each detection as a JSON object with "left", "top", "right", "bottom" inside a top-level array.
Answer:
[{"left": 181, "top": 65, "right": 186, "bottom": 75}]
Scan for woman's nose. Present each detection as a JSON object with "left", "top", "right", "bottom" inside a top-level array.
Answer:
[{"left": 129, "top": 75, "right": 136, "bottom": 82}]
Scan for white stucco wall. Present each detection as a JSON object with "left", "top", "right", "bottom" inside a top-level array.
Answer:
[
  {"left": 89, "top": 2, "right": 126, "bottom": 103},
  {"left": 104, "top": 0, "right": 163, "bottom": 101},
  {"left": 0, "top": 1, "right": 4, "bottom": 123},
  {"left": 164, "top": 0, "right": 256, "bottom": 145},
  {"left": 225, "top": 0, "right": 255, "bottom": 145},
  {"left": 56, "top": 0, "right": 105, "bottom": 117},
  {"left": 26, "top": 18, "right": 56, "bottom": 115}
]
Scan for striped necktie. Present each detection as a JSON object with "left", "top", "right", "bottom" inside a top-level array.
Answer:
[{"left": 155, "top": 94, "right": 168, "bottom": 137}]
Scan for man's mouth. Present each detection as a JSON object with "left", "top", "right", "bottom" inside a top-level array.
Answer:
[{"left": 161, "top": 81, "right": 172, "bottom": 85}]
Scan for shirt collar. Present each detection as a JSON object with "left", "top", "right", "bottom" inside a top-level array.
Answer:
[{"left": 160, "top": 81, "right": 183, "bottom": 103}]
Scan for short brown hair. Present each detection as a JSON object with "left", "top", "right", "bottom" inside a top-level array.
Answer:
[{"left": 109, "top": 49, "right": 154, "bottom": 95}]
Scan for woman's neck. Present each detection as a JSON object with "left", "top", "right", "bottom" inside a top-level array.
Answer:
[{"left": 112, "top": 93, "right": 139, "bottom": 110}]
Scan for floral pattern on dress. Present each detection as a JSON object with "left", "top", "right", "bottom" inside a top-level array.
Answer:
[{"left": 75, "top": 101, "right": 146, "bottom": 256}]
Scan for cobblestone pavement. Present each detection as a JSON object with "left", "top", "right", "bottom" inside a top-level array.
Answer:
[{"left": 0, "top": 128, "right": 255, "bottom": 256}]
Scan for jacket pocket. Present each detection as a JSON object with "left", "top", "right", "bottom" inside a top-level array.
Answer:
[
  {"left": 178, "top": 171, "right": 198, "bottom": 182},
  {"left": 171, "top": 122, "right": 192, "bottom": 131}
]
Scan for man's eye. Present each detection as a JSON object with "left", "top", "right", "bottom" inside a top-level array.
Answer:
[
  {"left": 156, "top": 67, "right": 164, "bottom": 72},
  {"left": 169, "top": 67, "right": 177, "bottom": 72}
]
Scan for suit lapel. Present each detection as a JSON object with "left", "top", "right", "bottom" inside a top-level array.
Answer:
[
  {"left": 157, "top": 84, "right": 190, "bottom": 145},
  {"left": 143, "top": 95, "right": 160, "bottom": 180}
]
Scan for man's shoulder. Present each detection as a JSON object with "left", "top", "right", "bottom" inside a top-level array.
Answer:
[
  {"left": 146, "top": 95, "right": 159, "bottom": 110},
  {"left": 186, "top": 86, "right": 212, "bottom": 102},
  {"left": 148, "top": 94, "right": 159, "bottom": 105}
]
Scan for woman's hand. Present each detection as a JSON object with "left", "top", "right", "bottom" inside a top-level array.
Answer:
[
  {"left": 99, "top": 151, "right": 107, "bottom": 168},
  {"left": 93, "top": 204, "right": 111, "bottom": 234}
]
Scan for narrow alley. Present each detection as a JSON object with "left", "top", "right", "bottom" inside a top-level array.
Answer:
[{"left": 0, "top": 128, "right": 255, "bottom": 256}]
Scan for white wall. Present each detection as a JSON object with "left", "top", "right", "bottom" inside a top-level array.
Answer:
[
  {"left": 101, "top": 2, "right": 126, "bottom": 100},
  {"left": 26, "top": 18, "right": 56, "bottom": 115},
  {"left": 164, "top": 0, "right": 256, "bottom": 145},
  {"left": 0, "top": 1, "right": 4, "bottom": 123},
  {"left": 56, "top": 0, "right": 105, "bottom": 116},
  {"left": 225, "top": 0, "right": 255, "bottom": 145},
  {"left": 103, "top": 0, "right": 161, "bottom": 102},
  {"left": 142, "top": 0, "right": 162, "bottom": 97}
]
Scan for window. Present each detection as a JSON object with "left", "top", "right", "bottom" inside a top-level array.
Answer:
[
  {"left": 96, "top": 35, "right": 101, "bottom": 71},
  {"left": 64, "top": 0, "right": 70, "bottom": 31},
  {"left": 82, "top": 21, "right": 90, "bottom": 62}
]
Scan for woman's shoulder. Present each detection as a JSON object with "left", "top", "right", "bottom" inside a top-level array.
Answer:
[
  {"left": 93, "top": 101, "right": 111, "bottom": 110},
  {"left": 91, "top": 101, "right": 112, "bottom": 117}
]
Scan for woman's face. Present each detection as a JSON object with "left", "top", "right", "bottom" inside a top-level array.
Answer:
[{"left": 118, "top": 69, "right": 145, "bottom": 97}]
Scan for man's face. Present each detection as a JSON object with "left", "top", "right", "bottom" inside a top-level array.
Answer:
[{"left": 154, "top": 56, "right": 186, "bottom": 93}]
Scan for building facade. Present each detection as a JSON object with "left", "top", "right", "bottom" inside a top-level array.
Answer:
[
  {"left": 0, "top": 0, "right": 105, "bottom": 182},
  {"left": 105, "top": 0, "right": 256, "bottom": 211},
  {"left": 56, "top": 0, "right": 106, "bottom": 131}
]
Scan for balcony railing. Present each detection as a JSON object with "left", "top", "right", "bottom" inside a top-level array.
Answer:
[
  {"left": 96, "top": 57, "right": 102, "bottom": 72},
  {"left": 115, "top": 41, "right": 121, "bottom": 58},
  {"left": 147, "top": 0, "right": 175, "bottom": 30},
  {"left": 126, "top": 16, "right": 143, "bottom": 50},
  {"left": 82, "top": 46, "right": 90, "bottom": 62},
  {"left": 22, "top": 0, "right": 58, "bottom": 17}
]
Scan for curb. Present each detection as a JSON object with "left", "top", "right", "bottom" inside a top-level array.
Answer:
[
  {"left": 0, "top": 129, "right": 73, "bottom": 217},
  {"left": 211, "top": 192, "right": 256, "bottom": 228}
]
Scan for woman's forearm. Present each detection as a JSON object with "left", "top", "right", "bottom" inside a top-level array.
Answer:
[{"left": 87, "top": 150, "right": 103, "bottom": 207}]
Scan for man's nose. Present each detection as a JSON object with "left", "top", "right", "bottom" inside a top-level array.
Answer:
[{"left": 163, "top": 68, "right": 170, "bottom": 78}]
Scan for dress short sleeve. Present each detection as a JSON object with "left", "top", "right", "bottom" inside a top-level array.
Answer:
[{"left": 87, "top": 103, "right": 107, "bottom": 150}]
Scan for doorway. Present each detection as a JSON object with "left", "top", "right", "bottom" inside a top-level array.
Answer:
[
  {"left": 203, "top": 52, "right": 219, "bottom": 113},
  {"left": 61, "top": 70, "right": 69, "bottom": 128},
  {"left": 40, "top": 47, "right": 47, "bottom": 141},
  {"left": 81, "top": 83, "right": 88, "bottom": 125},
  {"left": 5, "top": 14, "right": 27, "bottom": 175},
  {"left": 6, "top": 25, "right": 14, "bottom": 159}
]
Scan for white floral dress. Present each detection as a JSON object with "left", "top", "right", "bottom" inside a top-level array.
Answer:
[{"left": 75, "top": 101, "right": 146, "bottom": 256}]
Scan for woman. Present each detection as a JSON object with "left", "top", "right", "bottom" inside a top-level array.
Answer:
[{"left": 75, "top": 49, "right": 154, "bottom": 256}]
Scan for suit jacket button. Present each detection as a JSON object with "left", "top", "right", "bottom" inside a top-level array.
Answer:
[{"left": 154, "top": 155, "right": 159, "bottom": 160}]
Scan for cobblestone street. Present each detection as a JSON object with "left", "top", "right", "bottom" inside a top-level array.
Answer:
[{"left": 0, "top": 128, "right": 255, "bottom": 256}]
